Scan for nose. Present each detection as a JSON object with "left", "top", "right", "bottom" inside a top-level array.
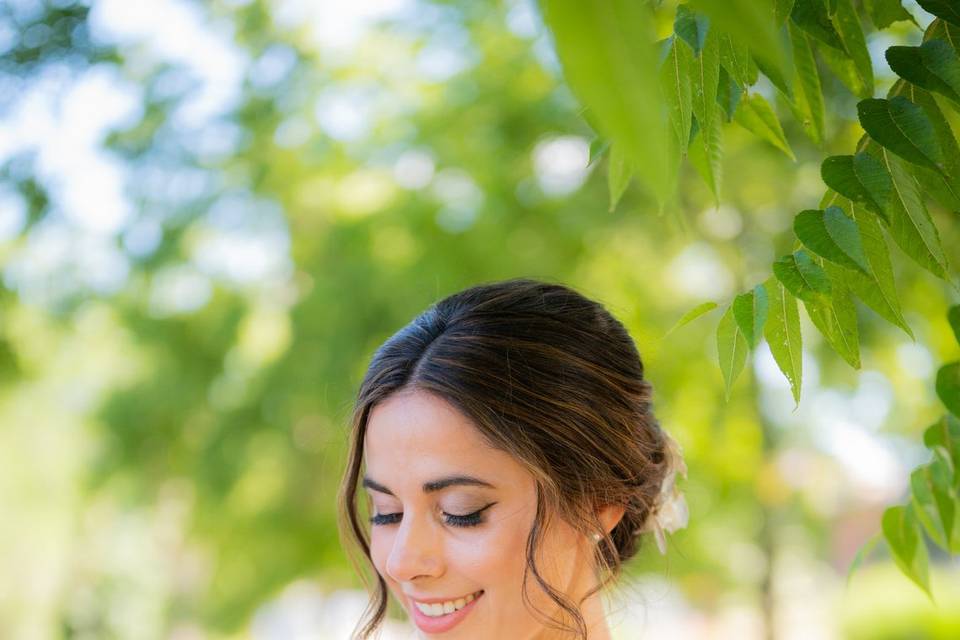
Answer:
[{"left": 385, "top": 511, "right": 444, "bottom": 583}]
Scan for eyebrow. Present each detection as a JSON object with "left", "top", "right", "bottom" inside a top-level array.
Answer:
[{"left": 362, "top": 475, "right": 496, "bottom": 496}]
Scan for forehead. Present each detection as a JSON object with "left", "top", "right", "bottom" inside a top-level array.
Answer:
[{"left": 363, "top": 389, "right": 520, "bottom": 480}]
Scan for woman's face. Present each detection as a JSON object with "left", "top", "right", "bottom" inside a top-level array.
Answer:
[{"left": 362, "top": 388, "right": 595, "bottom": 638}]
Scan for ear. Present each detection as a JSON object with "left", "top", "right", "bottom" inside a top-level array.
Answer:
[{"left": 597, "top": 503, "right": 626, "bottom": 535}]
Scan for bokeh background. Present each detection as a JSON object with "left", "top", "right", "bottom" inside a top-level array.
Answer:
[{"left": 1, "top": 0, "right": 959, "bottom": 638}]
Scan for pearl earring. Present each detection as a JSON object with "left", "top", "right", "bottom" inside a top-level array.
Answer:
[{"left": 592, "top": 533, "right": 601, "bottom": 542}]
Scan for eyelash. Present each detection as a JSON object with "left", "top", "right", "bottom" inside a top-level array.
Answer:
[{"left": 369, "top": 504, "right": 494, "bottom": 528}]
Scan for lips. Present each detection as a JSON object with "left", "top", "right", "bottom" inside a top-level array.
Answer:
[{"left": 407, "top": 590, "right": 485, "bottom": 634}]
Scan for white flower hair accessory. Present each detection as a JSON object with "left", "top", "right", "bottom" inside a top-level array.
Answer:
[{"left": 634, "top": 430, "right": 688, "bottom": 555}]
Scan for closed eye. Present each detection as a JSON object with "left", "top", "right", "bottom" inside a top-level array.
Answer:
[{"left": 369, "top": 503, "right": 496, "bottom": 528}]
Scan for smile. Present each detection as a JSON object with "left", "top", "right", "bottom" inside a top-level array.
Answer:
[{"left": 408, "top": 590, "right": 484, "bottom": 633}]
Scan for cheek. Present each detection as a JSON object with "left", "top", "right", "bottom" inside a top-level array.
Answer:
[{"left": 368, "top": 530, "right": 393, "bottom": 578}]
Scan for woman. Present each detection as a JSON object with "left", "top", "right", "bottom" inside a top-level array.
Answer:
[{"left": 337, "top": 278, "right": 688, "bottom": 639}]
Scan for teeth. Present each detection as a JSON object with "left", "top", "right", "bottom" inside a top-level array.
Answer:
[{"left": 414, "top": 591, "right": 481, "bottom": 617}]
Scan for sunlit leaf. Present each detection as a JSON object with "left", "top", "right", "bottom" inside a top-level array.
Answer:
[
  {"left": 937, "top": 361, "right": 960, "bottom": 417},
  {"left": 820, "top": 40, "right": 869, "bottom": 98},
  {"left": 776, "top": 0, "right": 797, "bottom": 24},
  {"left": 898, "top": 84, "right": 960, "bottom": 212},
  {"left": 719, "top": 33, "right": 755, "bottom": 88},
  {"left": 717, "top": 304, "right": 749, "bottom": 400},
  {"left": 608, "top": 142, "right": 633, "bottom": 212},
  {"left": 674, "top": 4, "right": 710, "bottom": 55},
  {"left": 716, "top": 67, "right": 743, "bottom": 122},
  {"left": 763, "top": 277, "right": 803, "bottom": 405},
  {"left": 661, "top": 36, "right": 694, "bottom": 151},
  {"left": 803, "top": 261, "right": 861, "bottom": 368},
  {"left": 540, "top": 0, "right": 670, "bottom": 201},
  {"left": 949, "top": 304, "right": 960, "bottom": 346},
  {"left": 791, "top": 0, "right": 845, "bottom": 50},
  {"left": 882, "top": 505, "right": 933, "bottom": 599},
  {"left": 831, "top": 0, "right": 874, "bottom": 97},
  {"left": 691, "top": 0, "right": 788, "bottom": 87},
  {"left": 924, "top": 413, "right": 960, "bottom": 473},
  {"left": 863, "top": 0, "right": 916, "bottom": 29},
  {"left": 847, "top": 534, "right": 880, "bottom": 586},
  {"left": 588, "top": 137, "right": 610, "bottom": 166},
  {"left": 881, "top": 149, "right": 951, "bottom": 280},
  {"left": 789, "top": 21, "right": 825, "bottom": 145},
  {"left": 773, "top": 250, "right": 831, "bottom": 301},
  {"left": 685, "top": 21, "right": 723, "bottom": 202},
  {"left": 753, "top": 47, "right": 794, "bottom": 97},
  {"left": 844, "top": 200, "right": 914, "bottom": 338},
  {"left": 733, "top": 284, "right": 769, "bottom": 348},
  {"left": 663, "top": 301, "right": 718, "bottom": 338},
  {"left": 689, "top": 105, "right": 724, "bottom": 204},
  {"left": 910, "top": 449, "right": 958, "bottom": 551},
  {"left": 734, "top": 93, "right": 795, "bottom": 160}
]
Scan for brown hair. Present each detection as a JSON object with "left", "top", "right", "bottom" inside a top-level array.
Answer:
[{"left": 336, "top": 277, "right": 670, "bottom": 639}]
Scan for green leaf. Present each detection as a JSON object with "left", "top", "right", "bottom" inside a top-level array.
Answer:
[
  {"left": 689, "top": 105, "right": 724, "bottom": 204},
  {"left": 910, "top": 449, "right": 958, "bottom": 551},
  {"left": 588, "top": 138, "right": 610, "bottom": 166},
  {"left": 803, "top": 262, "right": 861, "bottom": 368},
  {"left": 717, "top": 304, "right": 749, "bottom": 400},
  {"left": 734, "top": 93, "right": 795, "bottom": 160},
  {"left": 789, "top": 21, "right": 825, "bottom": 145},
  {"left": 794, "top": 206, "right": 871, "bottom": 274},
  {"left": 691, "top": 25, "right": 721, "bottom": 139},
  {"left": 661, "top": 36, "right": 694, "bottom": 151},
  {"left": 899, "top": 84, "right": 960, "bottom": 213},
  {"left": 764, "top": 277, "right": 803, "bottom": 405},
  {"left": 773, "top": 250, "right": 832, "bottom": 301},
  {"left": 863, "top": 0, "right": 916, "bottom": 29},
  {"left": 924, "top": 413, "right": 960, "bottom": 474},
  {"left": 540, "top": 0, "right": 670, "bottom": 202},
  {"left": 776, "top": 0, "right": 797, "bottom": 24},
  {"left": 950, "top": 304, "right": 960, "bottom": 346},
  {"left": 717, "top": 67, "right": 743, "bottom": 122},
  {"left": 881, "top": 149, "right": 951, "bottom": 280},
  {"left": 791, "top": 0, "right": 845, "bottom": 50},
  {"left": 674, "top": 5, "right": 710, "bottom": 55},
  {"left": 753, "top": 47, "right": 794, "bottom": 98},
  {"left": 719, "top": 33, "right": 754, "bottom": 88},
  {"left": 916, "top": 0, "right": 960, "bottom": 28},
  {"left": 887, "top": 41, "right": 960, "bottom": 105},
  {"left": 831, "top": 0, "right": 874, "bottom": 97},
  {"left": 882, "top": 505, "right": 932, "bottom": 599},
  {"left": 820, "top": 153, "right": 892, "bottom": 223},
  {"left": 688, "top": 26, "right": 723, "bottom": 202},
  {"left": 925, "top": 19, "right": 960, "bottom": 55},
  {"left": 847, "top": 534, "right": 880, "bottom": 586},
  {"left": 663, "top": 301, "right": 718, "bottom": 338},
  {"left": 820, "top": 40, "right": 870, "bottom": 98},
  {"left": 844, "top": 200, "right": 914, "bottom": 338},
  {"left": 733, "top": 284, "right": 769, "bottom": 348},
  {"left": 937, "top": 361, "right": 960, "bottom": 417},
  {"left": 608, "top": 142, "right": 633, "bottom": 212},
  {"left": 691, "top": 0, "right": 789, "bottom": 87},
  {"left": 858, "top": 97, "right": 944, "bottom": 173}
]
